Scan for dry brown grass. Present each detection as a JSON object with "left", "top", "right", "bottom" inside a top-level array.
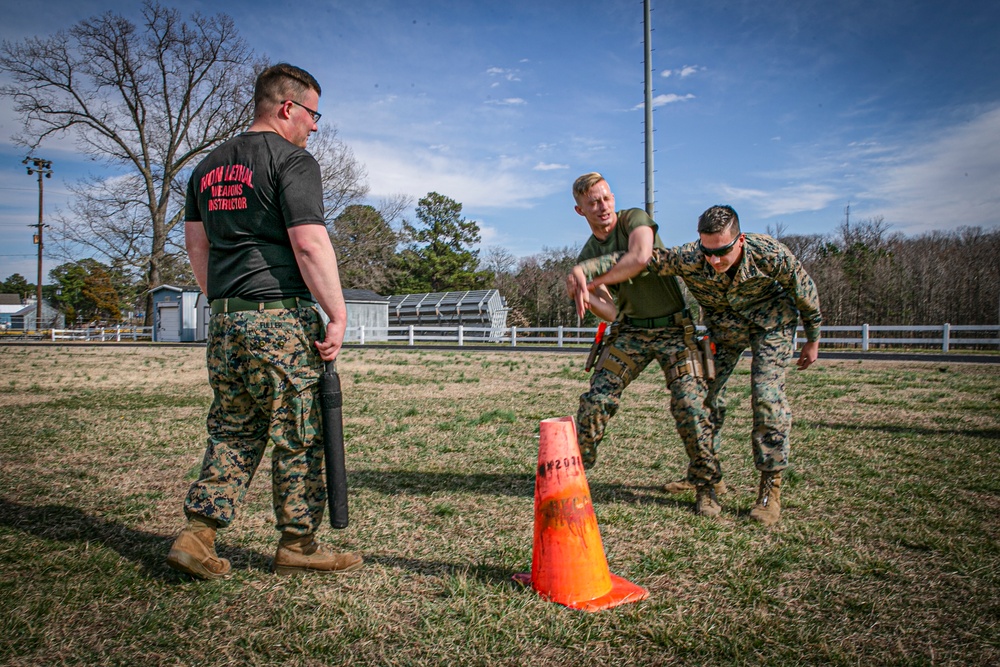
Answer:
[{"left": 1, "top": 344, "right": 998, "bottom": 666}]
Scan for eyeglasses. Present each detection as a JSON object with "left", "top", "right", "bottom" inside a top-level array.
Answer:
[
  {"left": 699, "top": 234, "right": 741, "bottom": 257},
  {"left": 286, "top": 99, "right": 322, "bottom": 123}
]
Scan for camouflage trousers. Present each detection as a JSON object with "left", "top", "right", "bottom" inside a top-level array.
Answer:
[
  {"left": 708, "top": 321, "right": 796, "bottom": 472},
  {"left": 183, "top": 306, "right": 327, "bottom": 537},
  {"left": 576, "top": 324, "right": 718, "bottom": 484}
]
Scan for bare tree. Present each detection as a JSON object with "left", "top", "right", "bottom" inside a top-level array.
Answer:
[
  {"left": 765, "top": 221, "right": 788, "bottom": 240},
  {"left": 308, "top": 125, "right": 370, "bottom": 222},
  {"left": 481, "top": 245, "right": 524, "bottom": 321},
  {"left": 0, "top": 2, "right": 264, "bottom": 323},
  {"left": 508, "top": 245, "right": 580, "bottom": 327}
]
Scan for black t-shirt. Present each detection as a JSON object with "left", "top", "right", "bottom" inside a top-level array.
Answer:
[{"left": 185, "top": 131, "right": 325, "bottom": 301}]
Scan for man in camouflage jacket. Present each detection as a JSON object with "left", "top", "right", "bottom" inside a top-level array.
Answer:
[
  {"left": 572, "top": 205, "right": 821, "bottom": 525},
  {"left": 564, "top": 173, "right": 723, "bottom": 517}
]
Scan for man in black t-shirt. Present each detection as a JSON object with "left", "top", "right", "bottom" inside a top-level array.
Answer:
[{"left": 166, "top": 64, "right": 362, "bottom": 579}]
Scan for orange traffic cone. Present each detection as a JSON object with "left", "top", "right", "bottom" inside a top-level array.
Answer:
[{"left": 513, "top": 416, "right": 648, "bottom": 611}]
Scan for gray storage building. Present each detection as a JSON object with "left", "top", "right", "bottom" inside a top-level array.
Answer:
[
  {"left": 151, "top": 285, "right": 201, "bottom": 342},
  {"left": 342, "top": 289, "right": 389, "bottom": 342}
]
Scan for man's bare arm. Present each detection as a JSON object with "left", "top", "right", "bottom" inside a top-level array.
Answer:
[
  {"left": 288, "top": 223, "right": 347, "bottom": 362},
  {"left": 185, "top": 221, "right": 210, "bottom": 296},
  {"left": 587, "top": 285, "right": 617, "bottom": 322},
  {"left": 586, "top": 225, "right": 655, "bottom": 288}
]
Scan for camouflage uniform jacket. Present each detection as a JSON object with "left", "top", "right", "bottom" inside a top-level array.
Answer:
[{"left": 579, "top": 233, "right": 823, "bottom": 342}]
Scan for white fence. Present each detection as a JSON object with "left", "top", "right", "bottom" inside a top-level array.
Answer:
[
  {"left": 50, "top": 326, "right": 154, "bottom": 342},
  {"left": 34, "top": 323, "right": 1000, "bottom": 351},
  {"left": 818, "top": 324, "right": 1000, "bottom": 352},
  {"left": 344, "top": 323, "right": 1000, "bottom": 352}
]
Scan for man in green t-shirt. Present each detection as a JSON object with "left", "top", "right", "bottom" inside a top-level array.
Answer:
[{"left": 565, "top": 173, "right": 723, "bottom": 516}]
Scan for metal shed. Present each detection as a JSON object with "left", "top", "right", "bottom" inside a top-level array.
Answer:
[
  {"left": 387, "top": 290, "right": 508, "bottom": 340},
  {"left": 342, "top": 289, "right": 389, "bottom": 342},
  {"left": 151, "top": 285, "right": 201, "bottom": 342},
  {"left": 5, "top": 298, "right": 65, "bottom": 331},
  {"left": 0, "top": 294, "right": 22, "bottom": 329}
]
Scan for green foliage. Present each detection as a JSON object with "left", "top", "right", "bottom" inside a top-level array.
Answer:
[
  {"left": 49, "top": 259, "right": 123, "bottom": 323},
  {"left": 331, "top": 204, "right": 400, "bottom": 292},
  {"left": 1, "top": 273, "right": 33, "bottom": 300},
  {"left": 392, "top": 192, "right": 491, "bottom": 293}
]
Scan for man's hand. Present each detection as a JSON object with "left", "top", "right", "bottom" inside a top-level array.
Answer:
[
  {"left": 796, "top": 340, "right": 819, "bottom": 370},
  {"left": 315, "top": 322, "right": 344, "bottom": 362},
  {"left": 566, "top": 266, "right": 590, "bottom": 318}
]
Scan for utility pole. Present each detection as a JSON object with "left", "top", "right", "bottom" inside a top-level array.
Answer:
[
  {"left": 643, "top": 0, "right": 655, "bottom": 218},
  {"left": 23, "top": 156, "right": 53, "bottom": 332}
]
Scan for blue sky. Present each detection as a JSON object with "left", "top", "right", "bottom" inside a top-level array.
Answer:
[{"left": 2, "top": 0, "right": 999, "bottom": 283}]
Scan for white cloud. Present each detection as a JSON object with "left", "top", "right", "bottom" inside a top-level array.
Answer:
[
  {"left": 486, "top": 67, "right": 521, "bottom": 83},
  {"left": 660, "top": 65, "right": 703, "bottom": 78},
  {"left": 533, "top": 162, "right": 568, "bottom": 171},
  {"left": 477, "top": 224, "right": 501, "bottom": 246},
  {"left": 707, "top": 109, "right": 1000, "bottom": 230},
  {"left": 349, "top": 139, "right": 562, "bottom": 210},
  {"left": 486, "top": 98, "right": 526, "bottom": 106},
  {"left": 633, "top": 94, "right": 695, "bottom": 110},
  {"left": 861, "top": 105, "right": 1000, "bottom": 233},
  {"left": 719, "top": 183, "right": 839, "bottom": 218}
]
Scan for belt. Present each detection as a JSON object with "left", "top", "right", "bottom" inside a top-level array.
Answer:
[
  {"left": 623, "top": 310, "right": 690, "bottom": 329},
  {"left": 210, "top": 296, "right": 315, "bottom": 315}
]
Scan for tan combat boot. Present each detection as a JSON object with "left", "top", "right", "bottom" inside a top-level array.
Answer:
[
  {"left": 695, "top": 484, "right": 722, "bottom": 517},
  {"left": 273, "top": 534, "right": 364, "bottom": 575},
  {"left": 749, "top": 471, "right": 782, "bottom": 526},
  {"left": 664, "top": 477, "right": 728, "bottom": 495},
  {"left": 166, "top": 517, "right": 231, "bottom": 580}
]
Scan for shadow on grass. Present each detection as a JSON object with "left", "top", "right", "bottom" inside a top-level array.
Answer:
[
  {"left": 348, "top": 469, "right": 688, "bottom": 509},
  {"left": 801, "top": 421, "right": 1000, "bottom": 440},
  {"left": 365, "top": 553, "right": 518, "bottom": 587},
  {"left": 0, "top": 497, "right": 534, "bottom": 586},
  {"left": 0, "top": 497, "right": 270, "bottom": 580}
]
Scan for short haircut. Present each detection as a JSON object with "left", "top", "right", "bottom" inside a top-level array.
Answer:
[
  {"left": 572, "top": 172, "right": 607, "bottom": 202},
  {"left": 698, "top": 205, "right": 741, "bottom": 236},
  {"left": 254, "top": 63, "right": 322, "bottom": 111}
]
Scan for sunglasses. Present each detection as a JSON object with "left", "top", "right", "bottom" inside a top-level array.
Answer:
[
  {"left": 286, "top": 99, "right": 322, "bottom": 123},
  {"left": 699, "top": 234, "right": 741, "bottom": 257}
]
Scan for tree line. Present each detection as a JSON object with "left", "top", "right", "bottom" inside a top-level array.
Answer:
[
  {"left": 776, "top": 218, "right": 1000, "bottom": 327},
  {"left": 2, "top": 3, "right": 997, "bottom": 330},
  {"left": 8, "top": 213, "right": 996, "bottom": 329}
]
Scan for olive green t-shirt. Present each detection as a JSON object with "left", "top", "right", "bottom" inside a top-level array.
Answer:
[{"left": 576, "top": 208, "right": 686, "bottom": 319}]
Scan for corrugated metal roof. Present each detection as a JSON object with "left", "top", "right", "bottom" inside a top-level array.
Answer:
[
  {"left": 386, "top": 290, "right": 508, "bottom": 338},
  {"left": 343, "top": 289, "right": 387, "bottom": 302}
]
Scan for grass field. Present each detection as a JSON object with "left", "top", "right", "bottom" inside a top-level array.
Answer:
[{"left": 1, "top": 344, "right": 998, "bottom": 666}]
